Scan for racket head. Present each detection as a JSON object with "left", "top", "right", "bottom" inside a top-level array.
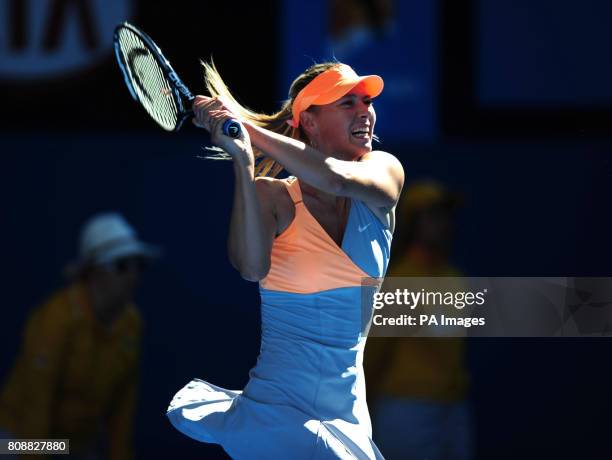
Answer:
[{"left": 113, "top": 22, "right": 193, "bottom": 132}]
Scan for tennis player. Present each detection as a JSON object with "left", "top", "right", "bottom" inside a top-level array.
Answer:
[{"left": 167, "top": 62, "right": 404, "bottom": 459}]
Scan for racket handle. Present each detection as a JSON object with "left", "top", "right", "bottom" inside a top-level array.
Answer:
[
  {"left": 185, "top": 110, "right": 241, "bottom": 138},
  {"left": 222, "top": 119, "right": 242, "bottom": 139}
]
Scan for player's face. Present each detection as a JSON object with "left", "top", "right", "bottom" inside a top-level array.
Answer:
[{"left": 311, "top": 83, "right": 377, "bottom": 160}]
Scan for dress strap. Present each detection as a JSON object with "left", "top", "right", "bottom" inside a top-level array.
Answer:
[{"left": 283, "top": 176, "right": 303, "bottom": 204}]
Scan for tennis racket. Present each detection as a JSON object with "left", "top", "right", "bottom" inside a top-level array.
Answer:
[{"left": 113, "top": 22, "right": 241, "bottom": 137}]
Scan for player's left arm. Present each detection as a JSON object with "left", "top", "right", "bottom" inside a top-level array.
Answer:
[
  {"left": 246, "top": 122, "right": 404, "bottom": 209},
  {"left": 326, "top": 150, "right": 404, "bottom": 209}
]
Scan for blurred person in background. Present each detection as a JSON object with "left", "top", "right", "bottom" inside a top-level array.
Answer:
[
  {"left": 365, "top": 181, "right": 473, "bottom": 460},
  {"left": 0, "top": 213, "right": 158, "bottom": 460}
]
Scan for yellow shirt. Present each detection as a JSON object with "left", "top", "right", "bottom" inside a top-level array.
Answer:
[
  {"left": 365, "top": 250, "right": 469, "bottom": 402},
  {"left": 0, "top": 283, "right": 141, "bottom": 459}
]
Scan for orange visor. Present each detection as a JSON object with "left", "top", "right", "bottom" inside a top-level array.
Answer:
[{"left": 288, "top": 64, "right": 384, "bottom": 128}]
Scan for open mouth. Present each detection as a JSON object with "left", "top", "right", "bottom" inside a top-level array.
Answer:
[{"left": 351, "top": 129, "right": 370, "bottom": 139}]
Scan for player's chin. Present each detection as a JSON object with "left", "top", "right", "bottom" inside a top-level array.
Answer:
[{"left": 350, "top": 141, "right": 373, "bottom": 157}]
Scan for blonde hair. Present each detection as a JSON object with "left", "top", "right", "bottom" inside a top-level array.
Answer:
[{"left": 202, "top": 60, "right": 340, "bottom": 177}]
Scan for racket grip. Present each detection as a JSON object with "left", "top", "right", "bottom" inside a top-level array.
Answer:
[
  {"left": 222, "top": 119, "right": 242, "bottom": 139},
  {"left": 186, "top": 110, "right": 242, "bottom": 138}
]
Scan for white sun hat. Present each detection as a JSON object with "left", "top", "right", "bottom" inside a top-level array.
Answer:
[{"left": 66, "top": 212, "right": 160, "bottom": 276}]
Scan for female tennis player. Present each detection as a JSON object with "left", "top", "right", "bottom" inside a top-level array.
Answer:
[{"left": 167, "top": 62, "right": 404, "bottom": 459}]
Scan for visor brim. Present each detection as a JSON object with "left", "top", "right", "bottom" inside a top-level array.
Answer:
[{"left": 314, "top": 74, "right": 384, "bottom": 105}]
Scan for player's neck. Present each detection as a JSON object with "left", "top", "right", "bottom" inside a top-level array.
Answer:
[{"left": 299, "top": 179, "right": 340, "bottom": 206}]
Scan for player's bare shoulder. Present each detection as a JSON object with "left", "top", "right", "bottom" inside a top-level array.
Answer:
[
  {"left": 364, "top": 150, "right": 404, "bottom": 174},
  {"left": 254, "top": 176, "right": 290, "bottom": 202},
  {"left": 357, "top": 150, "right": 404, "bottom": 231},
  {"left": 254, "top": 176, "right": 295, "bottom": 235}
]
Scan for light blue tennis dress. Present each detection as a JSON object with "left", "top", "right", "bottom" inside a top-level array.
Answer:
[{"left": 167, "top": 177, "right": 392, "bottom": 459}]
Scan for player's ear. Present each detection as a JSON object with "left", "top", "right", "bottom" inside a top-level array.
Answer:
[{"left": 300, "top": 111, "right": 318, "bottom": 139}]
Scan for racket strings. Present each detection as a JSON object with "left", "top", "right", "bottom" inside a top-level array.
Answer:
[{"left": 116, "top": 28, "right": 179, "bottom": 131}]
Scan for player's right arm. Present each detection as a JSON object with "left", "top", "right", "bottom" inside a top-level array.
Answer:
[
  {"left": 226, "top": 165, "right": 277, "bottom": 281},
  {"left": 191, "top": 96, "right": 277, "bottom": 281}
]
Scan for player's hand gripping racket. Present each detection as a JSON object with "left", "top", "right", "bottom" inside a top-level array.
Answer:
[{"left": 113, "top": 22, "right": 241, "bottom": 137}]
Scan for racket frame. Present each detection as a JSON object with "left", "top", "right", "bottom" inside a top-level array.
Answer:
[{"left": 113, "top": 22, "right": 195, "bottom": 132}]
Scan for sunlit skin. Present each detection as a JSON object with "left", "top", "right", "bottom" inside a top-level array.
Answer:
[{"left": 301, "top": 82, "right": 376, "bottom": 161}]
